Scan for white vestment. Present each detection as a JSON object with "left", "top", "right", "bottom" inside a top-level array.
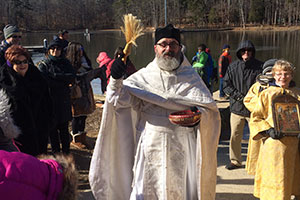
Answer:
[{"left": 89, "top": 56, "right": 221, "bottom": 200}]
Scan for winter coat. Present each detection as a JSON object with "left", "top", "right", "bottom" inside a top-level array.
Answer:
[
  {"left": 71, "top": 67, "right": 104, "bottom": 117},
  {"left": 0, "top": 89, "right": 21, "bottom": 152},
  {"left": 223, "top": 40, "right": 263, "bottom": 117},
  {"left": 38, "top": 55, "right": 76, "bottom": 124},
  {"left": 0, "top": 63, "right": 52, "bottom": 156},
  {"left": 97, "top": 52, "right": 112, "bottom": 90},
  {"left": 250, "top": 86, "right": 300, "bottom": 199},
  {"left": 25, "top": 64, "right": 54, "bottom": 154},
  {"left": 0, "top": 150, "right": 64, "bottom": 200},
  {"left": 0, "top": 40, "right": 11, "bottom": 67},
  {"left": 218, "top": 51, "right": 232, "bottom": 78},
  {"left": 192, "top": 51, "right": 208, "bottom": 74},
  {"left": 193, "top": 51, "right": 214, "bottom": 87},
  {"left": 243, "top": 81, "right": 269, "bottom": 175}
]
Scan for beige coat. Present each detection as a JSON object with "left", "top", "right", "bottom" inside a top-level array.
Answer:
[
  {"left": 244, "top": 81, "right": 268, "bottom": 175},
  {"left": 250, "top": 86, "right": 300, "bottom": 200}
]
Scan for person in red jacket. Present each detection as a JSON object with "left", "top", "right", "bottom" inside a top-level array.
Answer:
[
  {"left": 96, "top": 48, "right": 137, "bottom": 93},
  {"left": 218, "top": 44, "right": 232, "bottom": 99},
  {"left": 96, "top": 52, "right": 113, "bottom": 93}
]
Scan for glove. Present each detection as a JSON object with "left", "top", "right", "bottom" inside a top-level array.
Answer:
[
  {"left": 111, "top": 57, "right": 127, "bottom": 79},
  {"left": 265, "top": 128, "right": 283, "bottom": 139},
  {"left": 235, "top": 93, "right": 244, "bottom": 101}
]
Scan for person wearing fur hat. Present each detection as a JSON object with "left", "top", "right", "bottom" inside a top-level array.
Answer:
[
  {"left": 243, "top": 58, "right": 278, "bottom": 175},
  {"left": 223, "top": 40, "right": 263, "bottom": 170},
  {"left": 0, "top": 45, "right": 53, "bottom": 156},
  {"left": 90, "top": 24, "right": 220, "bottom": 200},
  {"left": 0, "top": 150, "right": 78, "bottom": 200},
  {"left": 0, "top": 24, "right": 22, "bottom": 66},
  {"left": 38, "top": 39, "right": 76, "bottom": 154}
]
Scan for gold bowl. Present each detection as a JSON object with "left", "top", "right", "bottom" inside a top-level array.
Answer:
[{"left": 168, "top": 109, "right": 201, "bottom": 127}]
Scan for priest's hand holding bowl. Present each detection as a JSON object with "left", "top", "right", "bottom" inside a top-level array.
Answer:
[{"left": 169, "top": 106, "right": 201, "bottom": 127}]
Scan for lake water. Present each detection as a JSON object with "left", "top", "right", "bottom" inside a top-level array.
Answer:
[{"left": 21, "top": 30, "right": 300, "bottom": 94}]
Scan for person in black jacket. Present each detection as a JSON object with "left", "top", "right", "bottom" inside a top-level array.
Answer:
[
  {"left": 0, "top": 24, "right": 22, "bottom": 66},
  {"left": 38, "top": 39, "right": 76, "bottom": 154},
  {"left": 0, "top": 45, "right": 53, "bottom": 156},
  {"left": 223, "top": 40, "right": 263, "bottom": 170}
]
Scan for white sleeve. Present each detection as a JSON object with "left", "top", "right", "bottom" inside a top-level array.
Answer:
[{"left": 106, "top": 77, "right": 141, "bottom": 110}]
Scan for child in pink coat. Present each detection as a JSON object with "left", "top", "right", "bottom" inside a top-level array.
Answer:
[{"left": 0, "top": 150, "right": 77, "bottom": 200}]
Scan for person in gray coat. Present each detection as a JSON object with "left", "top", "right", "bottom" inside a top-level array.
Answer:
[{"left": 0, "top": 89, "right": 21, "bottom": 152}]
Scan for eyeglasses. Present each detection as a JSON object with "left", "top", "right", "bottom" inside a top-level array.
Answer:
[
  {"left": 13, "top": 59, "right": 28, "bottom": 65},
  {"left": 274, "top": 72, "right": 292, "bottom": 77},
  {"left": 157, "top": 42, "right": 180, "bottom": 49},
  {"left": 12, "top": 35, "right": 22, "bottom": 39}
]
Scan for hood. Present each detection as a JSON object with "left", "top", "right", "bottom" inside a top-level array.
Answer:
[
  {"left": 96, "top": 52, "right": 112, "bottom": 68},
  {"left": 236, "top": 40, "right": 256, "bottom": 60},
  {"left": 47, "top": 39, "right": 63, "bottom": 51}
]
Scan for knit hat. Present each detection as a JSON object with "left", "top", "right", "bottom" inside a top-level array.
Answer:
[
  {"left": 262, "top": 58, "right": 278, "bottom": 75},
  {"left": 155, "top": 24, "right": 181, "bottom": 44},
  {"left": 48, "top": 39, "right": 63, "bottom": 50},
  {"left": 223, "top": 44, "right": 230, "bottom": 50},
  {"left": 3, "top": 24, "right": 20, "bottom": 39},
  {"left": 58, "top": 29, "right": 68, "bottom": 36}
]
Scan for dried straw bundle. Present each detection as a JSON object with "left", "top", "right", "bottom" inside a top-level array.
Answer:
[{"left": 120, "top": 14, "right": 144, "bottom": 62}]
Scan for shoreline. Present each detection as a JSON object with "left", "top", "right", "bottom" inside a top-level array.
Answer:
[{"left": 12, "top": 25, "right": 300, "bottom": 34}]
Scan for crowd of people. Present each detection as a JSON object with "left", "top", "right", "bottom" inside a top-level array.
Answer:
[{"left": 0, "top": 23, "right": 299, "bottom": 200}]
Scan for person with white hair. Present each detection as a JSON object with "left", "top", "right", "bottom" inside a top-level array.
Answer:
[
  {"left": 244, "top": 58, "right": 278, "bottom": 175},
  {"left": 249, "top": 59, "right": 300, "bottom": 199}
]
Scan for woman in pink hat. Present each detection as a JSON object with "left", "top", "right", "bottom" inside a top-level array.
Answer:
[{"left": 96, "top": 52, "right": 113, "bottom": 93}]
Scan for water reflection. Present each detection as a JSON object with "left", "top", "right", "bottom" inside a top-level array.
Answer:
[{"left": 21, "top": 30, "right": 300, "bottom": 87}]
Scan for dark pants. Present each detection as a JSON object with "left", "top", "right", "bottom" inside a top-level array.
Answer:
[
  {"left": 49, "top": 121, "right": 70, "bottom": 154},
  {"left": 72, "top": 116, "right": 87, "bottom": 134},
  {"left": 219, "top": 77, "right": 225, "bottom": 97}
]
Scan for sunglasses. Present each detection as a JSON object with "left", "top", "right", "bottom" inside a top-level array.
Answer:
[
  {"left": 13, "top": 59, "right": 28, "bottom": 65},
  {"left": 12, "top": 35, "right": 22, "bottom": 39},
  {"left": 50, "top": 46, "right": 62, "bottom": 50},
  {"left": 241, "top": 48, "right": 253, "bottom": 53}
]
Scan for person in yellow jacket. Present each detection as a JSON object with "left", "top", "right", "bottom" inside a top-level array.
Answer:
[
  {"left": 244, "top": 58, "right": 278, "bottom": 175},
  {"left": 250, "top": 59, "right": 300, "bottom": 200}
]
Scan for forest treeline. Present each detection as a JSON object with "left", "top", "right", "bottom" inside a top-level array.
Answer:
[{"left": 1, "top": 0, "right": 300, "bottom": 31}]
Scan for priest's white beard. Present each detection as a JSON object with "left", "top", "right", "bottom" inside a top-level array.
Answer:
[{"left": 156, "top": 52, "right": 180, "bottom": 71}]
